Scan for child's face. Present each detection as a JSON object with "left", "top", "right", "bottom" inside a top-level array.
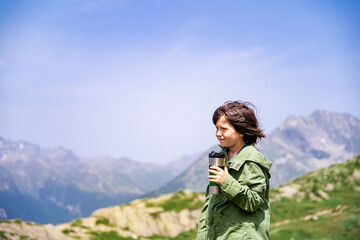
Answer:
[{"left": 215, "top": 115, "right": 244, "bottom": 149}]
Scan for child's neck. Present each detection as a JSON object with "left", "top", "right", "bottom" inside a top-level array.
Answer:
[{"left": 228, "top": 142, "right": 245, "bottom": 160}]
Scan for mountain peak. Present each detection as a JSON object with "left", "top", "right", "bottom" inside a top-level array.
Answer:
[
  {"left": 259, "top": 110, "right": 360, "bottom": 186},
  {"left": 310, "top": 110, "right": 360, "bottom": 126}
]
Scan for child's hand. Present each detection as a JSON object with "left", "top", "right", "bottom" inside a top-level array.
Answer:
[{"left": 208, "top": 166, "right": 228, "bottom": 184}]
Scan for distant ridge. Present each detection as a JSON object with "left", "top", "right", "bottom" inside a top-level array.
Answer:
[
  {"left": 142, "top": 145, "right": 221, "bottom": 198},
  {"left": 0, "top": 138, "right": 193, "bottom": 224}
]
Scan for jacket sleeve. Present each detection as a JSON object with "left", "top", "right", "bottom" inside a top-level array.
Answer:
[
  {"left": 196, "top": 186, "right": 210, "bottom": 240},
  {"left": 219, "top": 161, "right": 267, "bottom": 212}
]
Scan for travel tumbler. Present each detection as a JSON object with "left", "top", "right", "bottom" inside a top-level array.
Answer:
[{"left": 208, "top": 151, "right": 226, "bottom": 194}]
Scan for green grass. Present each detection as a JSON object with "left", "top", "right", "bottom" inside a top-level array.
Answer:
[
  {"left": 25, "top": 221, "right": 39, "bottom": 226},
  {"left": 146, "top": 190, "right": 204, "bottom": 217},
  {"left": 19, "top": 236, "right": 37, "bottom": 240},
  {"left": 0, "top": 231, "right": 9, "bottom": 240},
  {"left": 95, "top": 217, "right": 115, "bottom": 227},
  {"left": 147, "top": 228, "right": 197, "bottom": 240},
  {"left": 70, "top": 218, "right": 83, "bottom": 227},
  {"left": 270, "top": 207, "right": 360, "bottom": 240},
  {"left": 62, "top": 229, "right": 76, "bottom": 235},
  {"left": 14, "top": 219, "right": 22, "bottom": 224},
  {"left": 169, "top": 228, "right": 198, "bottom": 240},
  {"left": 0, "top": 229, "right": 37, "bottom": 240},
  {"left": 69, "top": 218, "right": 90, "bottom": 230},
  {"left": 89, "top": 231, "right": 134, "bottom": 240},
  {"left": 341, "top": 215, "right": 360, "bottom": 235}
]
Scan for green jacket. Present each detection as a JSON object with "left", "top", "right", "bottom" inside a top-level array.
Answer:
[{"left": 196, "top": 145, "right": 272, "bottom": 240}]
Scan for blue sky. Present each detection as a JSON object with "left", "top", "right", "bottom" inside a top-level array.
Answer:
[{"left": 1, "top": 0, "right": 359, "bottom": 164}]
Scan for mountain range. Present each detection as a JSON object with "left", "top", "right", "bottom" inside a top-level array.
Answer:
[
  {"left": 0, "top": 139, "right": 195, "bottom": 224},
  {"left": 1, "top": 110, "right": 359, "bottom": 224}
]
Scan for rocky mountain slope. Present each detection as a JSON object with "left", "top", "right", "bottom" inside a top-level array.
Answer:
[
  {"left": 151, "top": 110, "right": 360, "bottom": 195},
  {"left": 260, "top": 110, "right": 360, "bottom": 187},
  {"left": 1, "top": 155, "right": 359, "bottom": 239},
  {"left": 0, "top": 138, "right": 194, "bottom": 224}
]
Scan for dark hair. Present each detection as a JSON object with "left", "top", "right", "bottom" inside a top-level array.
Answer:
[{"left": 212, "top": 100, "right": 265, "bottom": 145}]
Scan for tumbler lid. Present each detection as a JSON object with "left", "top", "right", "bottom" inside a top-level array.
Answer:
[{"left": 209, "top": 151, "right": 225, "bottom": 158}]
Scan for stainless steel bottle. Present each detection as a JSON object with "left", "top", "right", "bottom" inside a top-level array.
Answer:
[{"left": 208, "top": 151, "right": 226, "bottom": 194}]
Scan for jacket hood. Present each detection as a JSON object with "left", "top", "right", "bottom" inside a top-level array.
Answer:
[{"left": 220, "top": 145, "right": 272, "bottom": 172}]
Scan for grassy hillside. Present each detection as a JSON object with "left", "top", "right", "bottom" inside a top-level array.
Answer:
[
  {"left": 269, "top": 154, "right": 360, "bottom": 239},
  {"left": 0, "top": 155, "right": 359, "bottom": 240}
]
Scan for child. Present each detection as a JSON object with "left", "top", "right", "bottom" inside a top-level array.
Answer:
[{"left": 196, "top": 101, "right": 272, "bottom": 240}]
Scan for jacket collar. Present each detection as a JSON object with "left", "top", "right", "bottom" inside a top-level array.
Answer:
[{"left": 220, "top": 144, "right": 272, "bottom": 171}]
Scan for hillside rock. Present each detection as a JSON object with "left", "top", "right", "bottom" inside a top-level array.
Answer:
[
  {"left": 0, "top": 220, "right": 70, "bottom": 240},
  {"left": 0, "top": 190, "right": 204, "bottom": 240}
]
